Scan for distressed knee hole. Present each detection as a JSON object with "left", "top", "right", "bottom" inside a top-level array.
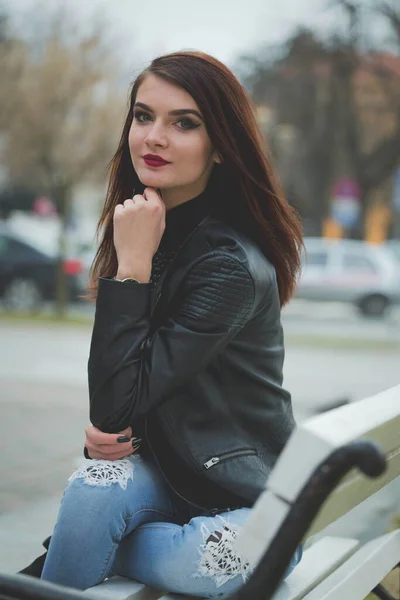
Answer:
[
  {"left": 195, "top": 516, "right": 253, "bottom": 588},
  {"left": 68, "top": 458, "right": 134, "bottom": 490}
]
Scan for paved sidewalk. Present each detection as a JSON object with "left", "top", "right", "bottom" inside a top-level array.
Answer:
[
  {"left": 0, "top": 496, "right": 62, "bottom": 573},
  {"left": 0, "top": 380, "right": 88, "bottom": 513},
  {"left": 0, "top": 379, "right": 88, "bottom": 572}
]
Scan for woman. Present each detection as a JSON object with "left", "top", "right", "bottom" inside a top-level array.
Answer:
[{"left": 38, "top": 51, "right": 303, "bottom": 597}]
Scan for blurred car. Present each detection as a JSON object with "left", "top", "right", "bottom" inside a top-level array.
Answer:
[
  {"left": 0, "top": 225, "right": 86, "bottom": 312},
  {"left": 79, "top": 244, "right": 97, "bottom": 286},
  {"left": 295, "top": 237, "right": 400, "bottom": 317},
  {"left": 386, "top": 239, "right": 400, "bottom": 263}
]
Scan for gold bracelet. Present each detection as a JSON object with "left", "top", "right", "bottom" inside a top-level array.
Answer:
[{"left": 113, "top": 276, "right": 142, "bottom": 284}]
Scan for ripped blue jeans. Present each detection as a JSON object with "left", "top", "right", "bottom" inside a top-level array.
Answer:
[{"left": 41, "top": 454, "right": 302, "bottom": 598}]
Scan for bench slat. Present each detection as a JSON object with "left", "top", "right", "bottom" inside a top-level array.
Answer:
[
  {"left": 302, "top": 530, "right": 400, "bottom": 600},
  {"left": 271, "top": 536, "right": 359, "bottom": 600},
  {"left": 268, "top": 385, "right": 400, "bottom": 503},
  {"left": 307, "top": 459, "right": 400, "bottom": 538},
  {"left": 82, "top": 576, "right": 163, "bottom": 600}
]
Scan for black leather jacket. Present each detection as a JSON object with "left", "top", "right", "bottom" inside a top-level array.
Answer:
[{"left": 88, "top": 215, "right": 295, "bottom": 509}]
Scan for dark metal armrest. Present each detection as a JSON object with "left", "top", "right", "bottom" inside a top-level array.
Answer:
[
  {"left": 0, "top": 572, "right": 86, "bottom": 600},
  {"left": 225, "top": 440, "right": 387, "bottom": 600}
]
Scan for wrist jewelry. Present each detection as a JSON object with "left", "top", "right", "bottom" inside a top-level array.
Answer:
[{"left": 113, "top": 276, "right": 142, "bottom": 284}]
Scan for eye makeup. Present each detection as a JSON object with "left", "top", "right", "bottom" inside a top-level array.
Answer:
[{"left": 133, "top": 109, "right": 201, "bottom": 131}]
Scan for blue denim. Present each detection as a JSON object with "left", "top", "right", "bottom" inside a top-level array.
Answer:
[{"left": 41, "top": 454, "right": 302, "bottom": 598}]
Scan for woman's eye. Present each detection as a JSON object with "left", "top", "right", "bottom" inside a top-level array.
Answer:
[
  {"left": 133, "top": 111, "right": 199, "bottom": 130},
  {"left": 176, "top": 118, "right": 200, "bottom": 131},
  {"left": 134, "top": 111, "right": 151, "bottom": 123}
]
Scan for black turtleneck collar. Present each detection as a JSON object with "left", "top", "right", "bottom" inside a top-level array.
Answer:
[{"left": 158, "top": 186, "right": 213, "bottom": 254}]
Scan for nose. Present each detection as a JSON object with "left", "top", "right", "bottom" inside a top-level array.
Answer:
[{"left": 144, "top": 120, "right": 168, "bottom": 149}]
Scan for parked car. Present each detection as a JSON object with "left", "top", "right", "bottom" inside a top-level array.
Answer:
[
  {"left": 386, "top": 239, "right": 400, "bottom": 263},
  {"left": 295, "top": 237, "right": 400, "bottom": 317},
  {"left": 0, "top": 226, "right": 86, "bottom": 312}
]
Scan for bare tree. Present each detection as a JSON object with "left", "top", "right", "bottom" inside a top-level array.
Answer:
[
  {"left": 329, "top": 0, "right": 400, "bottom": 236},
  {"left": 1, "top": 6, "right": 127, "bottom": 315},
  {"left": 377, "top": 0, "right": 400, "bottom": 48},
  {"left": 238, "top": 1, "right": 400, "bottom": 237},
  {"left": 237, "top": 30, "right": 336, "bottom": 233}
]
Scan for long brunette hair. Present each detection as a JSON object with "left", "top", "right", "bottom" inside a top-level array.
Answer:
[{"left": 90, "top": 51, "right": 303, "bottom": 306}]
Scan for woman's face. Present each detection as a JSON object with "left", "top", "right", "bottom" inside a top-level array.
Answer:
[{"left": 129, "top": 74, "right": 220, "bottom": 208}]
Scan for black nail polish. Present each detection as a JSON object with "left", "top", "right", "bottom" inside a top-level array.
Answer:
[
  {"left": 132, "top": 438, "right": 143, "bottom": 447},
  {"left": 117, "top": 435, "right": 130, "bottom": 443}
]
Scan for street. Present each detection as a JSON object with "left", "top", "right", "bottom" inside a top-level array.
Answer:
[
  {"left": 0, "top": 307, "right": 399, "bottom": 572},
  {"left": 282, "top": 299, "right": 400, "bottom": 343}
]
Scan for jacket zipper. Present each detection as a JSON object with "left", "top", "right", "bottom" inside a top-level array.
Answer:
[
  {"left": 204, "top": 449, "right": 257, "bottom": 470},
  {"left": 144, "top": 418, "right": 209, "bottom": 511}
]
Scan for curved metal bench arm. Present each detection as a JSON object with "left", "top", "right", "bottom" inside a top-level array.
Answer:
[{"left": 225, "top": 439, "right": 387, "bottom": 600}]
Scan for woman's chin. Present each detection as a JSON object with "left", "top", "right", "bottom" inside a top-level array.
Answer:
[{"left": 138, "top": 170, "right": 168, "bottom": 189}]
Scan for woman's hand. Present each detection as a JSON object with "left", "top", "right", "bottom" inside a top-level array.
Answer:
[
  {"left": 114, "top": 187, "right": 166, "bottom": 282},
  {"left": 85, "top": 425, "right": 141, "bottom": 461}
]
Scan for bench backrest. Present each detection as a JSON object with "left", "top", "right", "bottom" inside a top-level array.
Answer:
[{"left": 236, "top": 384, "right": 400, "bottom": 565}]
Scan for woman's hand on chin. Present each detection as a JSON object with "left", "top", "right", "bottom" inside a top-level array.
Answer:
[
  {"left": 114, "top": 187, "right": 165, "bottom": 282},
  {"left": 84, "top": 425, "right": 141, "bottom": 461}
]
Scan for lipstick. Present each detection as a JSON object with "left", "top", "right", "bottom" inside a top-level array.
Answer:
[{"left": 143, "top": 154, "right": 170, "bottom": 168}]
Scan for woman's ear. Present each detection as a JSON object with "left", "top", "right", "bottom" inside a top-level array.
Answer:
[{"left": 213, "top": 151, "right": 222, "bottom": 164}]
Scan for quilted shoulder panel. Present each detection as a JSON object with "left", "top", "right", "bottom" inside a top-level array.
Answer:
[{"left": 179, "top": 253, "right": 255, "bottom": 328}]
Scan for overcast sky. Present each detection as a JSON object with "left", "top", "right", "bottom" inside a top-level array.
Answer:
[
  {"left": 101, "top": 0, "right": 340, "bottom": 64},
  {"left": 6, "top": 0, "right": 387, "bottom": 72}
]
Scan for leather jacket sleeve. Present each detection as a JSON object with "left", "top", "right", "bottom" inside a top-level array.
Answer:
[{"left": 88, "top": 253, "right": 255, "bottom": 432}]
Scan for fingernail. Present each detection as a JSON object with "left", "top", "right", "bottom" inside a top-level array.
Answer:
[
  {"left": 117, "top": 435, "right": 131, "bottom": 443},
  {"left": 132, "top": 438, "right": 143, "bottom": 447}
]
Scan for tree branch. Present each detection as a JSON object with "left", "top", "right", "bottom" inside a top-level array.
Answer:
[
  {"left": 376, "top": 1, "right": 400, "bottom": 46},
  {"left": 361, "top": 129, "right": 400, "bottom": 190}
]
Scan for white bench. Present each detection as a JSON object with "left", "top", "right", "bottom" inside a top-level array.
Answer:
[
  {"left": 80, "top": 384, "right": 400, "bottom": 600},
  {"left": 1, "top": 385, "right": 398, "bottom": 600}
]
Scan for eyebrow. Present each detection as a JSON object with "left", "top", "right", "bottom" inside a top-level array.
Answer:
[{"left": 134, "top": 102, "right": 203, "bottom": 120}]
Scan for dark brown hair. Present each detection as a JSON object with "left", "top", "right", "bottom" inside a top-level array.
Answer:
[{"left": 89, "top": 51, "right": 303, "bottom": 306}]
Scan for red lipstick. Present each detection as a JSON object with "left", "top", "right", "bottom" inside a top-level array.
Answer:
[{"left": 143, "top": 154, "right": 171, "bottom": 168}]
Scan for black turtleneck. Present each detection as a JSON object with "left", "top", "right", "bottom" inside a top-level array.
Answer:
[
  {"left": 150, "top": 188, "right": 212, "bottom": 288},
  {"left": 162, "top": 187, "right": 212, "bottom": 250}
]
